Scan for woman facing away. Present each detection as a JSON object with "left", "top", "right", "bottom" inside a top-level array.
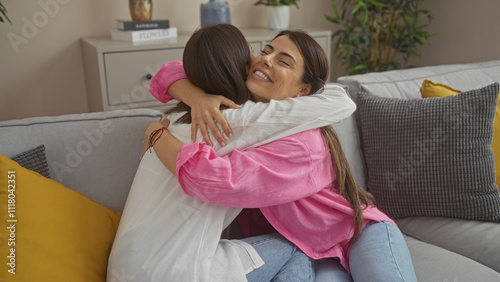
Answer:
[
  {"left": 109, "top": 24, "right": 357, "bottom": 282},
  {"left": 110, "top": 24, "right": 418, "bottom": 281}
]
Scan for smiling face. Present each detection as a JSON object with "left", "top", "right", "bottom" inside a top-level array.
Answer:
[{"left": 246, "top": 35, "right": 312, "bottom": 102}]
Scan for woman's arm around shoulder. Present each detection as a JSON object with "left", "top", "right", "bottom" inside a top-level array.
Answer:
[
  {"left": 149, "top": 60, "right": 239, "bottom": 146},
  {"left": 216, "top": 84, "right": 356, "bottom": 156},
  {"left": 149, "top": 61, "right": 186, "bottom": 103}
]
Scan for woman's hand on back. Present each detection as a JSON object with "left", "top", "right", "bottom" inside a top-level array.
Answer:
[
  {"left": 190, "top": 93, "right": 240, "bottom": 147},
  {"left": 168, "top": 78, "right": 240, "bottom": 147}
]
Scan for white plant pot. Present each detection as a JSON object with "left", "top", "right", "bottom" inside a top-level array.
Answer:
[{"left": 267, "top": 5, "right": 290, "bottom": 30}]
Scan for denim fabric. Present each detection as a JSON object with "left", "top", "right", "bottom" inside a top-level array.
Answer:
[
  {"left": 316, "top": 221, "right": 417, "bottom": 282},
  {"left": 316, "top": 258, "right": 353, "bottom": 281},
  {"left": 242, "top": 233, "right": 315, "bottom": 282}
]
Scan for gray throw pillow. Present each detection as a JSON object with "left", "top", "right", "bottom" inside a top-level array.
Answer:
[
  {"left": 357, "top": 83, "right": 500, "bottom": 221},
  {"left": 11, "top": 145, "right": 51, "bottom": 178}
]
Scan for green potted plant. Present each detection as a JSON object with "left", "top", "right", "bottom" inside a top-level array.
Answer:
[
  {"left": 0, "top": 1, "right": 11, "bottom": 24},
  {"left": 255, "top": 0, "right": 300, "bottom": 30},
  {"left": 326, "top": 0, "right": 437, "bottom": 75}
]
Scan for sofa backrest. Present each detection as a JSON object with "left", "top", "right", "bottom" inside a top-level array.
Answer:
[
  {"left": 338, "top": 60, "right": 500, "bottom": 101},
  {"left": 332, "top": 60, "right": 500, "bottom": 190},
  {"left": 330, "top": 103, "right": 368, "bottom": 189},
  {"left": 0, "top": 109, "right": 163, "bottom": 211}
]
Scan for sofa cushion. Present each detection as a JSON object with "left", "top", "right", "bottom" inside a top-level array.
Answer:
[
  {"left": 397, "top": 216, "right": 500, "bottom": 273},
  {"left": 357, "top": 83, "right": 500, "bottom": 221},
  {"left": 403, "top": 234, "right": 500, "bottom": 281},
  {"left": 421, "top": 79, "right": 500, "bottom": 191},
  {"left": 11, "top": 145, "right": 51, "bottom": 178},
  {"left": 420, "top": 79, "right": 461, "bottom": 97},
  {"left": 0, "top": 109, "right": 163, "bottom": 211},
  {"left": 0, "top": 154, "right": 121, "bottom": 281}
]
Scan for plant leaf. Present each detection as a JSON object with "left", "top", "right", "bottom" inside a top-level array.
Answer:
[
  {"left": 352, "top": 1, "right": 366, "bottom": 15},
  {"left": 332, "top": 2, "right": 340, "bottom": 19},
  {"left": 363, "top": 10, "right": 368, "bottom": 26},
  {"left": 0, "top": 2, "right": 11, "bottom": 24},
  {"left": 325, "top": 14, "right": 340, "bottom": 24},
  {"left": 368, "top": 0, "right": 386, "bottom": 7}
]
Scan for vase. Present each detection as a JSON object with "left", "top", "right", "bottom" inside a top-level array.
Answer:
[
  {"left": 200, "top": 0, "right": 231, "bottom": 28},
  {"left": 267, "top": 5, "right": 290, "bottom": 30},
  {"left": 129, "top": 0, "right": 153, "bottom": 21}
]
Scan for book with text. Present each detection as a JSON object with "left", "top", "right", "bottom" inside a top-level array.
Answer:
[
  {"left": 117, "top": 19, "right": 170, "bottom": 31},
  {"left": 111, "top": 27, "right": 178, "bottom": 42}
]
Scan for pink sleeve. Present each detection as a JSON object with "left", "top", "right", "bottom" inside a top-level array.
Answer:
[
  {"left": 148, "top": 61, "right": 187, "bottom": 103},
  {"left": 175, "top": 133, "right": 330, "bottom": 208}
]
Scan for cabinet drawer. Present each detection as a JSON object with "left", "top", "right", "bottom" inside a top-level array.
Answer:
[{"left": 104, "top": 48, "right": 183, "bottom": 108}]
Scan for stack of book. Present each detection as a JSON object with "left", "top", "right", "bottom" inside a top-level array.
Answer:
[{"left": 111, "top": 19, "right": 177, "bottom": 43}]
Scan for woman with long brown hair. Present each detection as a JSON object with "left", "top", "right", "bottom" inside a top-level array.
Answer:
[{"left": 118, "top": 24, "right": 417, "bottom": 281}]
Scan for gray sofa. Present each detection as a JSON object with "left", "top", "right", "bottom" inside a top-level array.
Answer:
[
  {"left": 1, "top": 60, "right": 499, "bottom": 281},
  {"left": 335, "top": 59, "right": 500, "bottom": 281}
]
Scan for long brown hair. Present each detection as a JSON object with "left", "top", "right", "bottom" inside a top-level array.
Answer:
[
  {"left": 276, "top": 30, "right": 375, "bottom": 247},
  {"left": 166, "top": 24, "right": 252, "bottom": 122}
]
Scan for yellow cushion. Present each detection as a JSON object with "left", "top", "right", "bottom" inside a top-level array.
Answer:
[
  {"left": 421, "top": 79, "right": 462, "bottom": 97},
  {"left": 421, "top": 79, "right": 500, "bottom": 190},
  {"left": 0, "top": 155, "right": 121, "bottom": 281}
]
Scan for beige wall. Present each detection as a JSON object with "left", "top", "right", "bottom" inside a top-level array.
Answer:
[
  {"left": 0, "top": 0, "right": 499, "bottom": 121},
  {"left": 419, "top": 0, "right": 500, "bottom": 67}
]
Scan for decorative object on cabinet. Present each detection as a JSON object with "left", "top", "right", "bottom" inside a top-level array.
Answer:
[
  {"left": 111, "top": 27, "right": 177, "bottom": 42},
  {"left": 200, "top": 0, "right": 231, "bottom": 27},
  {"left": 326, "top": 0, "right": 437, "bottom": 75},
  {"left": 129, "top": 0, "right": 153, "bottom": 21},
  {"left": 254, "top": 0, "right": 299, "bottom": 30},
  {"left": 116, "top": 19, "right": 169, "bottom": 31},
  {"left": 112, "top": 18, "right": 175, "bottom": 43},
  {"left": 266, "top": 6, "right": 290, "bottom": 30},
  {"left": 81, "top": 28, "right": 331, "bottom": 112}
]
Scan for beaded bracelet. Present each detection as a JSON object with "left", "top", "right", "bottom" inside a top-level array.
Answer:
[{"left": 148, "top": 127, "right": 168, "bottom": 152}]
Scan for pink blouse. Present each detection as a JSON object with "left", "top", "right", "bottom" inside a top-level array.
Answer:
[
  {"left": 176, "top": 129, "right": 394, "bottom": 272},
  {"left": 150, "top": 61, "right": 395, "bottom": 273}
]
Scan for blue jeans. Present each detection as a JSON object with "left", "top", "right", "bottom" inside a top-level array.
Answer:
[
  {"left": 241, "top": 233, "right": 315, "bottom": 282},
  {"left": 315, "top": 221, "right": 417, "bottom": 282}
]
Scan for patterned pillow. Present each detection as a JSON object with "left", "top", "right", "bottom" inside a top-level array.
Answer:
[
  {"left": 421, "top": 79, "right": 500, "bottom": 191},
  {"left": 357, "top": 83, "right": 500, "bottom": 221},
  {"left": 11, "top": 145, "right": 51, "bottom": 178}
]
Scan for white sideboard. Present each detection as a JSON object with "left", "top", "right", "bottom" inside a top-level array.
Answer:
[{"left": 81, "top": 28, "right": 332, "bottom": 112}]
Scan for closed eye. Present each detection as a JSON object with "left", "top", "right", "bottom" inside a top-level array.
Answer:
[{"left": 280, "top": 60, "right": 290, "bottom": 66}]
